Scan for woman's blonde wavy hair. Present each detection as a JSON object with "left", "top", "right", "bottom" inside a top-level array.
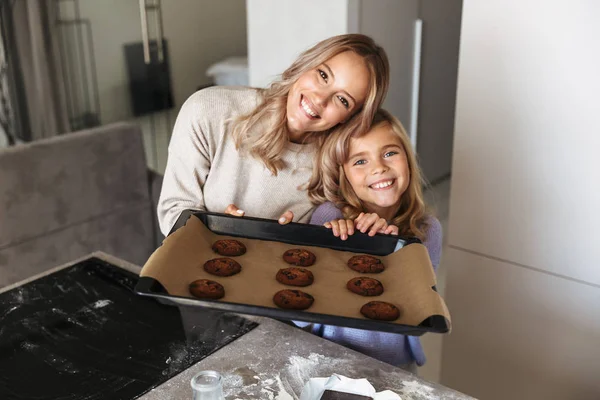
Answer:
[
  {"left": 307, "top": 109, "right": 430, "bottom": 239},
  {"left": 231, "top": 34, "right": 390, "bottom": 174}
]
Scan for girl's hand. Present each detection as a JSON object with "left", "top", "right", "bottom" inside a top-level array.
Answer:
[
  {"left": 324, "top": 219, "right": 355, "bottom": 241},
  {"left": 224, "top": 204, "right": 245, "bottom": 217},
  {"left": 355, "top": 212, "right": 399, "bottom": 237},
  {"left": 383, "top": 224, "right": 400, "bottom": 236}
]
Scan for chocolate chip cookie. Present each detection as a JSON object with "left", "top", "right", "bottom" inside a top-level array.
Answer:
[
  {"left": 347, "top": 255, "right": 385, "bottom": 273},
  {"left": 189, "top": 279, "right": 225, "bottom": 299},
  {"left": 273, "top": 289, "right": 314, "bottom": 310},
  {"left": 203, "top": 257, "right": 242, "bottom": 277},
  {"left": 346, "top": 277, "right": 384, "bottom": 296},
  {"left": 276, "top": 267, "right": 314, "bottom": 287},
  {"left": 283, "top": 248, "right": 316, "bottom": 267},
  {"left": 211, "top": 239, "right": 247, "bottom": 257},
  {"left": 360, "top": 301, "right": 400, "bottom": 321}
]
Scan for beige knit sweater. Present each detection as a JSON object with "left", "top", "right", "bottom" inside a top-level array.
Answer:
[{"left": 157, "top": 86, "right": 317, "bottom": 236}]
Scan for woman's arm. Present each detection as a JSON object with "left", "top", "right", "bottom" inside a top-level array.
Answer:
[{"left": 157, "top": 92, "right": 215, "bottom": 236}]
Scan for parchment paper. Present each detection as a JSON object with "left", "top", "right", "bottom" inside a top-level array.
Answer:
[{"left": 140, "top": 216, "right": 451, "bottom": 328}]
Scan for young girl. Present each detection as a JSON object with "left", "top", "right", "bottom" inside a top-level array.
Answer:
[
  {"left": 157, "top": 34, "right": 390, "bottom": 236},
  {"left": 304, "top": 109, "right": 442, "bottom": 371}
]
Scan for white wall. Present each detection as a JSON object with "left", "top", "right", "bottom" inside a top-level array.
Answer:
[
  {"left": 246, "top": 0, "right": 352, "bottom": 88},
  {"left": 442, "top": 1, "right": 600, "bottom": 399}
]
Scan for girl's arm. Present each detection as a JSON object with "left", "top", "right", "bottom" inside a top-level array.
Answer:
[
  {"left": 310, "top": 202, "right": 359, "bottom": 239},
  {"left": 309, "top": 202, "right": 343, "bottom": 225},
  {"left": 422, "top": 216, "right": 443, "bottom": 272}
]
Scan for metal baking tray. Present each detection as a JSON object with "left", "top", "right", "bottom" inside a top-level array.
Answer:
[{"left": 135, "top": 211, "right": 450, "bottom": 336}]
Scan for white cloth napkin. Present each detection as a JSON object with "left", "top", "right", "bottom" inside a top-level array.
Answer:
[{"left": 300, "top": 374, "right": 402, "bottom": 400}]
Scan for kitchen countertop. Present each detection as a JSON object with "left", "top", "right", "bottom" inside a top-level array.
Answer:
[
  {"left": 142, "top": 315, "right": 474, "bottom": 400},
  {"left": 3, "top": 252, "right": 474, "bottom": 400}
]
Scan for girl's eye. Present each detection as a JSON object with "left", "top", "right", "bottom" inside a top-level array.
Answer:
[
  {"left": 338, "top": 96, "right": 349, "bottom": 109},
  {"left": 318, "top": 69, "right": 328, "bottom": 82},
  {"left": 353, "top": 159, "right": 366, "bottom": 166},
  {"left": 384, "top": 151, "right": 398, "bottom": 158}
]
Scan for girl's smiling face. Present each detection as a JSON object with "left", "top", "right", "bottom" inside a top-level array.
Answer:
[
  {"left": 286, "top": 51, "right": 370, "bottom": 141},
  {"left": 343, "top": 123, "right": 410, "bottom": 220}
]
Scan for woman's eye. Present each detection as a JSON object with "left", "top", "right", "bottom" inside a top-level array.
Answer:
[
  {"left": 384, "top": 151, "right": 398, "bottom": 158},
  {"left": 338, "top": 96, "right": 349, "bottom": 109},
  {"left": 318, "top": 69, "right": 328, "bottom": 82},
  {"left": 353, "top": 159, "right": 366, "bottom": 166}
]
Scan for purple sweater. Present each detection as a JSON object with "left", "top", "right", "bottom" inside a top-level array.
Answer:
[{"left": 303, "top": 201, "right": 443, "bottom": 367}]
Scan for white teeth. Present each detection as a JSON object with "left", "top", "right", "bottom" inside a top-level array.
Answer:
[
  {"left": 301, "top": 98, "right": 318, "bottom": 117},
  {"left": 371, "top": 180, "right": 393, "bottom": 189}
]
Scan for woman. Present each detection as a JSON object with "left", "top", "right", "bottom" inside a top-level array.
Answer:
[{"left": 157, "top": 34, "right": 389, "bottom": 236}]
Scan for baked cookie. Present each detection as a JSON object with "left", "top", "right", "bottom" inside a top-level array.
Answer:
[
  {"left": 273, "top": 289, "right": 314, "bottom": 310},
  {"left": 283, "top": 248, "right": 316, "bottom": 267},
  {"left": 346, "top": 277, "right": 384, "bottom": 296},
  {"left": 203, "top": 257, "right": 242, "bottom": 277},
  {"left": 211, "top": 239, "right": 246, "bottom": 257},
  {"left": 189, "top": 279, "right": 225, "bottom": 300},
  {"left": 360, "top": 301, "right": 400, "bottom": 321},
  {"left": 276, "top": 267, "right": 314, "bottom": 287},
  {"left": 347, "top": 255, "right": 385, "bottom": 273}
]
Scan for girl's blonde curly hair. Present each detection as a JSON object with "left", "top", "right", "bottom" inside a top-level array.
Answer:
[{"left": 307, "top": 109, "right": 429, "bottom": 239}]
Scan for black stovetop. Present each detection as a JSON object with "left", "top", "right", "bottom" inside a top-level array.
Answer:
[{"left": 0, "top": 257, "right": 257, "bottom": 400}]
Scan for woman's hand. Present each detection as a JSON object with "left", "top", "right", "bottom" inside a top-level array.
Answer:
[
  {"left": 224, "top": 204, "right": 245, "bottom": 217},
  {"left": 224, "top": 205, "right": 295, "bottom": 226},
  {"left": 278, "top": 210, "right": 294, "bottom": 225},
  {"left": 355, "top": 212, "right": 399, "bottom": 236},
  {"left": 324, "top": 219, "right": 355, "bottom": 240}
]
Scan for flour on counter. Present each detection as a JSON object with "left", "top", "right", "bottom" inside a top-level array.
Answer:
[
  {"left": 222, "top": 373, "right": 244, "bottom": 391},
  {"left": 224, "top": 371, "right": 293, "bottom": 400},
  {"left": 275, "top": 375, "right": 293, "bottom": 399},
  {"left": 12, "top": 288, "right": 25, "bottom": 303},
  {"left": 399, "top": 380, "right": 435, "bottom": 399},
  {"left": 20, "top": 341, "right": 38, "bottom": 351},
  {"left": 222, "top": 351, "right": 464, "bottom": 400},
  {"left": 92, "top": 299, "right": 112, "bottom": 309},
  {"left": 55, "top": 284, "right": 68, "bottom": 293},
  {"left": 287, "top": 353, "right": 325, "bottom": 387}
]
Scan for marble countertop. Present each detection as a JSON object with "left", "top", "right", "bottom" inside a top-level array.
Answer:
[
  {"left": 141, "top": 314, "right": 474, "bottom": 400},
  {"left": 4, "top": 252, "right": 474, "bottom": 400}
]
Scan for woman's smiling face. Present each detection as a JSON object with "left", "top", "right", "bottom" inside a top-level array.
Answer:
[{"left": 286, "top": 51, "right": 370, "bottom": 141}]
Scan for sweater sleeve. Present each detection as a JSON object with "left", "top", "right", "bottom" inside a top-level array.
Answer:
[
  {"left": 157, "top": 91, "right": 217, "bottom": 236},
  {"left": 309, "top": 201, "right": 344, "bottom": 225},
  {"left": 422, "top": 216, "right": 443, "bottom": 272}
]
